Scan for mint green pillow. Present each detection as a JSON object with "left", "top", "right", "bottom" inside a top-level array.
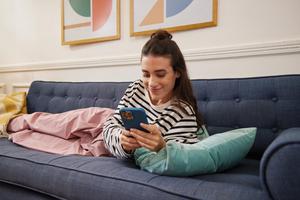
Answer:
[{"left": 134, "top": 128, "right": 256, "bottom": 176}]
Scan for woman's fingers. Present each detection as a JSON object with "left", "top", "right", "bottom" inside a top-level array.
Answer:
[
  {"left": 130, "top": 130, "right": 155, "bottom": 146},
  {"left": 122, "top": 129, "right": 132, "bottom": 137},
  {"left": 122, "top": 141, "right": 140, "bottom": 149},
  {"left": 121, "top": 134, "right": 140, "bottom": 146},
  {"left": 130, "top": 125, "right": 166, "bottom": 152},
  {"left": 140, "top": 123, "right": 157, "bottom": 134},
  {"left": 120, "top": 131, "right": 141, "bottom": 152}
]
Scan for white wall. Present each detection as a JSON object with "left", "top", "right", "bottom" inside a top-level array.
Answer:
[{"left": 0, "top": 0, "right": 300, "bottom": 94}]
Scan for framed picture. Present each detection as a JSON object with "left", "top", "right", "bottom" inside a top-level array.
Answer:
[
  {"left": 61, "top": 0, "right": 120, "bottom": 45},
  {"left": 130, "top": 0, "right": 218, "bottom": 36}
]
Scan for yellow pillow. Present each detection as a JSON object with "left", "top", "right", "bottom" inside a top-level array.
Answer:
[{"left": 0, "top": 92, "right": 27, "bottom": 137}]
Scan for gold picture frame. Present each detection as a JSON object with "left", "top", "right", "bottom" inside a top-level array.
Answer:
[
  {"left": 61, "top": 0, "right": 120, "bottom": 45},
  {"left": 130, "top": 0, "right": 218, "bottom": 36}
]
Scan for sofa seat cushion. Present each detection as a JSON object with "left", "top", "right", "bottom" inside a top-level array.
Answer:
[
  {"left": 0, "top": 181, "right": 56, "bottom": 200},
  {"left": 0, "top": 138, "right": 270, "bottom": 200}
]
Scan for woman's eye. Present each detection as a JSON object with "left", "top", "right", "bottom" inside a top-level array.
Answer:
[
  {"left": 143, "top": 73, "right": 150, "bottom": 78},
  {"left": 156, "top": 73, "right": 166, "bottom": 78}
]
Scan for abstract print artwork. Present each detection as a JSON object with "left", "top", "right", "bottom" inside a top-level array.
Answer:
[
  {"left": 130, "top": 0, "right": 217, "bottom": 36},
  {"left": 61, "top": 0, "right": 120, "bottom": 45}
]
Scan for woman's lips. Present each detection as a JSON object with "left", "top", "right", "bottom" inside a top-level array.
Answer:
[{"left": 149, "top": 88, "right": 161, "bottom": 94}]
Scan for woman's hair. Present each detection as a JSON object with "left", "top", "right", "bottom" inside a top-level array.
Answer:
[{"left": 141, "top": 30, "right": 204, "bottom": 128}]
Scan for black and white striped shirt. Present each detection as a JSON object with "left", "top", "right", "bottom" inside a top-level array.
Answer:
[{"left": 103, "top": 79, "right": 204, "bottom": 159}]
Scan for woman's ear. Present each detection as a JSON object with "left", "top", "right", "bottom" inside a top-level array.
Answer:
[{"left": 175, "top": 71, "right": 181, "bottom": 78}]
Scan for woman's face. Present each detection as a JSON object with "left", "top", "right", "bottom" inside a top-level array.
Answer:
[{"left": 141, "top": 55, "right": 179, "bottom": 105}]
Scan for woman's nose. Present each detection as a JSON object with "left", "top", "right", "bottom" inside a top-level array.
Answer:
[{"left": 148, "top": 76, "right": 158, "bottom": 87}]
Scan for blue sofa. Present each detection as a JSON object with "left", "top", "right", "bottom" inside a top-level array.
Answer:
[{"left": 0, "top": 75, "right": 299, "bottom": 200}]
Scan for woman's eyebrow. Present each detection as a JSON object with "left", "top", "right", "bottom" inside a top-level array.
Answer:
[
  {"left": 142, "top": 69, "right": 167, "bottom": 73},
  {"left": 155, "top": 69, "right": 166, "bottom": 73}
]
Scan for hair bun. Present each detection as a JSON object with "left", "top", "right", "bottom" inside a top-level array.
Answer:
[{"left": 151, "top": 30, "right": 172, "bottom": 40}]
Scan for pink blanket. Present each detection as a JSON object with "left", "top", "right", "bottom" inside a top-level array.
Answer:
[{"left": 8, "top": 107, "right": 114, "bottom": 156}]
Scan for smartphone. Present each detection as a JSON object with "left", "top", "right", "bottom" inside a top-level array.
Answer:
[{"left": 119, "top": 107, "right": 149, "bottom": 132}]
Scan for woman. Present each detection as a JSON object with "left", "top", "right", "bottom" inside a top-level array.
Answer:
[{"left": 103, "top": 30, "right": 206, "bottom": 159}]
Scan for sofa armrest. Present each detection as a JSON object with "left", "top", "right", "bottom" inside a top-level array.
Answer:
[{"left": 260, "top": 128, "right": 300, "bottom": 200}]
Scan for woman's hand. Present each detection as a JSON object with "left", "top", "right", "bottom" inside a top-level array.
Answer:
[
  {"left": 130, "top": 123, "right": 166, "bottom": 152},
  {"left": 120, "top": 129, "right": 141, "bottom": 153}
]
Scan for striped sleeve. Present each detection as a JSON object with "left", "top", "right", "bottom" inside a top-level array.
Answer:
[
  {"left": 102, "top": 80, "right": 141, "bottom": 159},
  {"left": 160, "top": 103, "right": 200, "bottom": 144}
]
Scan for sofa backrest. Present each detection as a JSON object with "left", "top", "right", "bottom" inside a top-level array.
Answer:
[
  {"left": 27, "top": 75, "right": 300, "bottom": 159},
  {"left": 27, "top": 81, "right": 130, "bottom": 113},
  {"left": 192, "top": 75, "right": 300, "bottom": 158}
]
